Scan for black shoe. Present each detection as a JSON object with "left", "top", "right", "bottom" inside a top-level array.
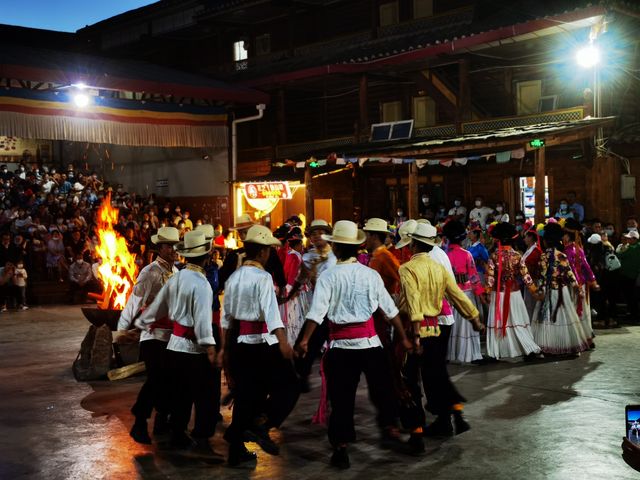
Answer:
[
  {"left": 299, "top": 376, "right": 311, "bottom": 393},
  {"left": 379, "top": 428, "right": 404, "bottom": 450},
  {"left": 423, "top": 415, "right": 454, "bottom": 438},
  {"left": 170, "top": 431, "right": 194, "bottom": 449},
  {"left": 130, "top": 420, "right": 152, "bottom": 444},
  {"left": 191, "top": 438, "right": 225, "bottom": 463},
  {"left": 452, "top": 411, "right": 470, "bottom": 435},
  {"left": 330, "top": 446, "right": 350, "bottom": 469},
  {"left": 243, "top": 426, "right": 279, "bottom": 456},
  {"left": 228, "top": 444, "right": 257, "bottom": 467},
  {"left": 152, "top": 413, "right": 170, "bottom": 435},
  {"left": 407, "top": 433, "right": 425, "bottom": 456}
]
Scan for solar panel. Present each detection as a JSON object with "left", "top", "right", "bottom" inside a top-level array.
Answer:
[{"left": 370, "top": 120, "right": 414, "bottom": 142}]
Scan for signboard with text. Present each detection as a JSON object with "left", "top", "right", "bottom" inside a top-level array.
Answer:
[{"left": 243, "top": 182, "right": 292, "bottom": 200}]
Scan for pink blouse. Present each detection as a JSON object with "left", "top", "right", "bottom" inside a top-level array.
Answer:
[
  {"left": 446, "top": 244, "right": 484, "bottom": 296},
  {"left": 564, "top": 243, "right": 596, "bottom": 286}
]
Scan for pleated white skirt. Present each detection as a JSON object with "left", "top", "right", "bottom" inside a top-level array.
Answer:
[
  {"left": 487, "top": 290, "right": 541, "bottom": 359},
  {"left": 531, "top": 286, "right": 590, "bottom": 354},
  {"left": 448, "top": 290, "right": 483, "bottom": 363}
]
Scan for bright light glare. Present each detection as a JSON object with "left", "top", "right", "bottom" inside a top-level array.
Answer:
[
  {"left": 73, "top": 82, "right": 87, "bottom": 90},
  {"left": 73, "top": 93, "right": 90, "bottom": 108},
  {"left": 576, "top": 45, "right": 600, "bottom": 68}
]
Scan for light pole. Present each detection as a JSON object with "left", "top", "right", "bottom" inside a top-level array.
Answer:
[{"left": 576, "top": 42, "right": 603, "bottom": 147}]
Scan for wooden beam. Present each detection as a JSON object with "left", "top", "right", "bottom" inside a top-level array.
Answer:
[
  {"left": 534, "top": 146, "right": 546, "bottom": 225},
  {"left": 408, "top": 163, "right": 419, "bottom": 219},
  {"left": 305, "top": 165, "right": 314, "bottom": 221}
]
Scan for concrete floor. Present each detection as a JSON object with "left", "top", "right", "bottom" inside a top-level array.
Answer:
[{"left": 0, "top": 306, "right": 638, "bottom": 480}]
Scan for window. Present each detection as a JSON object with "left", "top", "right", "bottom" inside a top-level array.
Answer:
[
  {"left": 412, "top": 96, "right": 436, "bottom": 128},
  {"left": 413, "top": 0, "right": 433, "bottom": 18},
  {"left": 233, "top": 40, "right": 248, "bottom": 62},
  {"left": 516, "top": 80, "right": 542, "bottom": 115},
  {"left": 379, "top": 1, "right": 399, "bottom": 27},
  {"left": 255, "top": 34, "right": 271, "bottom": 56},
  {"left": 381, "top": 100, "right": 402, "bottom": 122}
]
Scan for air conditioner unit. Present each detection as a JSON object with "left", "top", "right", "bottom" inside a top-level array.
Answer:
[{"left": 370, "top": 120, "right": 414, "bottom": 142}]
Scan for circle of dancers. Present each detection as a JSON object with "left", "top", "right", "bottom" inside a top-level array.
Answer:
[{"left": 118, "top": 214, "right": 599, "bottom": 469}]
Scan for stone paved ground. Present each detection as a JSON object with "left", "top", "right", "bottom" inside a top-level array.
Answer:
[{"left": 1, "top": 305, "right": 639, "bottom": 479}]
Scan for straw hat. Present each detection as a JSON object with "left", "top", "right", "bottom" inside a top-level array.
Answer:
[
  {"left": 195, "top": 224, "right": 215, "bottom": 240},
  {"left": 174, "top": 230, "right": 212, "bottom": 257},
  {"left": 321, "top": 220, "right": 366, "bottom": 245},
  {"left": 362, "top": 218, "right": 389, "bottom": 233},
  {"left": 408, "top": 222, "right": 440, "bottom": 247},
  {"left": 151, "top": 226, "right": 180, "bottom": 245},
  {"left": 244, "top": 225, "right": 282, "bottom": 247},
  {"left": 395, "top": 219, "right": 417, "bottom": 249},
  {"left": 231, "top": 213, "right": 255, "bottom": 231},
  {"left": 416, "top": 218, "right": 432, "bottom": 225},
  {"left": 307, "top": 219, "right": 332, "bottom": 233}
]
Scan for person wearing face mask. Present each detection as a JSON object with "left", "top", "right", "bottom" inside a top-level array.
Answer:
[
  {"left": 394, "top": 207, "right": 407, "bottom": 227},
  {"left": 68, "top": 252, "right": 93, "bottom": 303},
  {"left": 419, "top": 194, "right": 436, "bottom": 221},
  {"left": 435, "top": 204, "right": 448, "bottom": 223},
  {"left": 448, "top": 197, "right": 467, "bottom": 224},
  {"left": 604, "top": 223, "right": 618, "bottom": 247},
  {"left": 0, "top": 165, "right": 12, "bottom": 181},
  {"left": 160, "top": 204, "right": 173, "bottom": 224},
  {"left": 567, "top": 191, "right": 584, "bottom": 223},
  {"left": 182, "top": 210, "right": 193, "bottom": 231},
  {"left": 493, "top": 202, "right": 509, "bottom": 223},
  {"left": 554, "top": 199, "right": 573, "bottom": 220},
  {"left": 468, "top": 197, "right": 493, "bottom": 229}
]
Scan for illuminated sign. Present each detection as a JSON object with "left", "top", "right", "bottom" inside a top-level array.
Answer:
[
  {"left": 529, "top": 139, "right": 545, "bottom": 148},
  {"left": 243, "top": 182, "right": 292, "bottom": 200}
]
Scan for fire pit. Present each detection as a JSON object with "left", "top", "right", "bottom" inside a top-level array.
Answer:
[{"left": 81, "top": 307, "right": 122, "bottom": 331}]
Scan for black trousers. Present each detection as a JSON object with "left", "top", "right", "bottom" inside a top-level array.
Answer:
[
  {"left": 622, "top": 275, "right": 639, "bottom": 319},
  {"left": 419, "top": 325, "right": 466, "bottom": 416},
  {"left": 167, "top": 350, "right": 220, "bottom": 439},
  {"left": 295, "top": 320, "right": 328, "bottom": 379},
  {"left": 224, "top": 343, "right": 300, "bottom": 445},
  {"left": 131, "top": 339, "right": 169, "bottom": 420},
  {"left": 325, "top": 346, "right": 398, "bottom": 446}
]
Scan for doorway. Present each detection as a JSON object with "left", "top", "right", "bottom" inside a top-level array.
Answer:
[{"left": 518, "top": 176, "right": 549, "bottom": 221}]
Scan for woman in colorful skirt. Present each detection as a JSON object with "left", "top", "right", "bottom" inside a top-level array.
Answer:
[
  {"left": 281, "top": 232, "right": 309, "bottom": 345},
  {"left": 563, "top": 218, "right": 600, "bottom": 348},
  {"left": 443, "top": 221, "right": 485, "bottom": 363},
  {"left": 484, "top": 223, "right": 542, "bottom": 360},
  {"left": 531, "top": 223, "right": 591, "bottom": 355}
]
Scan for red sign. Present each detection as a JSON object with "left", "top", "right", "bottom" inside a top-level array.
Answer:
[{"left": 243, "top": 182, "right": 292, "bottom": 200}]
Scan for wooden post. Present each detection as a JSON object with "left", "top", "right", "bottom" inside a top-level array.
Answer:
[
  {"left": 457, "top": 59, "right": 471, "bottom": 130},
  {"left": 359, "top": 74, "right": 369, "bottom": 140},
  {"left": 305, "top": 165, "right": 314, "bottom": 221},
  {"left": 276, "top": 89, "right": 287, "bottom": 145},
  {"left": 408, "top": 163, "right": 419, "bottom": 219},
  {"left": 534, "top": 146, "right": 546, "bottom": 225}
]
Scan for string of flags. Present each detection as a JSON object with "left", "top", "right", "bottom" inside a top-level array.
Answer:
[{"left": 272, "top": 147, "right": 527, "bottom": 170}]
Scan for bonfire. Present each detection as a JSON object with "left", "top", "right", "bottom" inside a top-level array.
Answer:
[{"left": 88, "top": 194, "right": 139, "bottom": 310}]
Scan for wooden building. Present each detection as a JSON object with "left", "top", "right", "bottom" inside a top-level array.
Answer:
[{"left": 77, "top": 0, "right": 640, "bottom": 226}]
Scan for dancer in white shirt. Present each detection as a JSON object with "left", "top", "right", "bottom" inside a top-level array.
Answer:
[
  {"left": 297, "top": 220, "right": 411, "bottom": 469},
  {"left": 220, "top": 225, "right": 298, "bottom": 467},
  {"left": 118, "top": 226, "right": 179, "bottom": 444}
]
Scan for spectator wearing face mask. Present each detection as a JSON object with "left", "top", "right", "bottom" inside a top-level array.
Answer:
[
  {"left": 468, "top": 197, "right": 493, "bottom": 229},
  {"left": 68, "top": 252, "right": 93, "bottom": 304},
  {"left": 435, "top": 204, "right": 448, "bottom": 223},
  {"left": 567, "top": 191, "right": 584, "bottom": 222},
  {"left": 394, "top": 207, "right": 407, "bottom": 227},
  {"left": 493, "top": 202, "right": 509, "bottom": 223},
  {"left": 448, "top": 197, "right": 467, "bottom": 223},
  {"left": 603, "top": 223, "right": 618, "bottom": 247},
  {"left": 420, "top": 193, "right": 436, "bottom": 221},
  {"left": 555, "top": 199, "right": 574, "bottom": 219},
  {"left": 46, "top": 229, "right": 66, "bottom": 282},
  {"left": 182, "top": 210, "right": 193, "bottom": 231}
]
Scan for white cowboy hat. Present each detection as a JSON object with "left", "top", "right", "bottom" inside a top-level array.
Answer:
[
  {"left": 243, "top": 225, "right": 281, "bottom": 247},
  {"left": 322, "top": 220, "right": 366, "bottom": 245},
  {"left": 416, "top": 218, "right": 432, "bottom": 225},
  {"left": 151, "top": 226, "right": 180, "bottom": 245},
  {"left": 408, "top": 222, "right": 440, "bottom": 247},
  {"left": 174, "top": 230, "right": 212, "bottom": 257},
  {"left": 307, "top": 219, "right": 332, "bottom": 233},
  {"left": 395, "top": 219, "right": 417, "bottom": 249},
  {"left": 231, "top": 213, "right": 255, "bottom": 231},
  {"left": 362, "top": 217, "right": 389, "bottom": 234},
  {"left": 587, "top": 233, "right": 602, "bottom": 244},
  {"left": 195, "top": 224, "right": 215, "bottom": 240}
]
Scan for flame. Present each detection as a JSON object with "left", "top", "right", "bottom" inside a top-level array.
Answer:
[{"left": 93, "top": 194, "right": 139, "bottom": 310}]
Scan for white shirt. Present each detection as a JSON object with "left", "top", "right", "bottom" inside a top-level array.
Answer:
[
  {"left": 222, "top": 264, "right": 284, "bottom": 346},
  {"left": 306, "top": 261, "right": 399, "bottom": 350},
  {"left": 429, "top": 246, "right": 455, "bottom": 325},
  {"left": 448, "top": 206, "right": 467, "bottom": 222},
  {"left": 137, "top": 267, "right": 215, "bottom": 354},
  {"left": 119, "top": 258, "right": 177, "bottom": 342},
  {"left": 468, "top": 206, "right": 493, "bottom": 228},
  {"left": 301, "top": 246, "right": 337, "bottom": 290},
  {"left": 494, "top": 212, "right": 510, "bottom": 223}
]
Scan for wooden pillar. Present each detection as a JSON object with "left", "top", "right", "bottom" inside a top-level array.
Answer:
[
  {"left": 408, "top": 163, "right": 419, "bottom": 219},
  {"left": 305, "top": 165, "right": 314, "bottom": 221},
  {"left": 534, "top": 146, "right": 546, "bottom": 225},
  {"left": 359, "top": 74, "right": 369, "bottom": 140}
]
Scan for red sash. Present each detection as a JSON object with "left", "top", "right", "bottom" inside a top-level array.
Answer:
[
  {"left": 441, "top": 299, "right": 452, "bottom": 316},
  {"left": 238, "top": 320, "right": 268, "bottom": 335},
  {"left": 173, "top": 322, "right": 196, "bottom": 340},
  {"left": 151, "top": 315, "right": 172, "bottom": 330},
  {"left": 212, "top": 310, "right": 221, "bottom": 327},
  {"left": 328, "top": 317, "right": 376, "bottom": 341}
]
